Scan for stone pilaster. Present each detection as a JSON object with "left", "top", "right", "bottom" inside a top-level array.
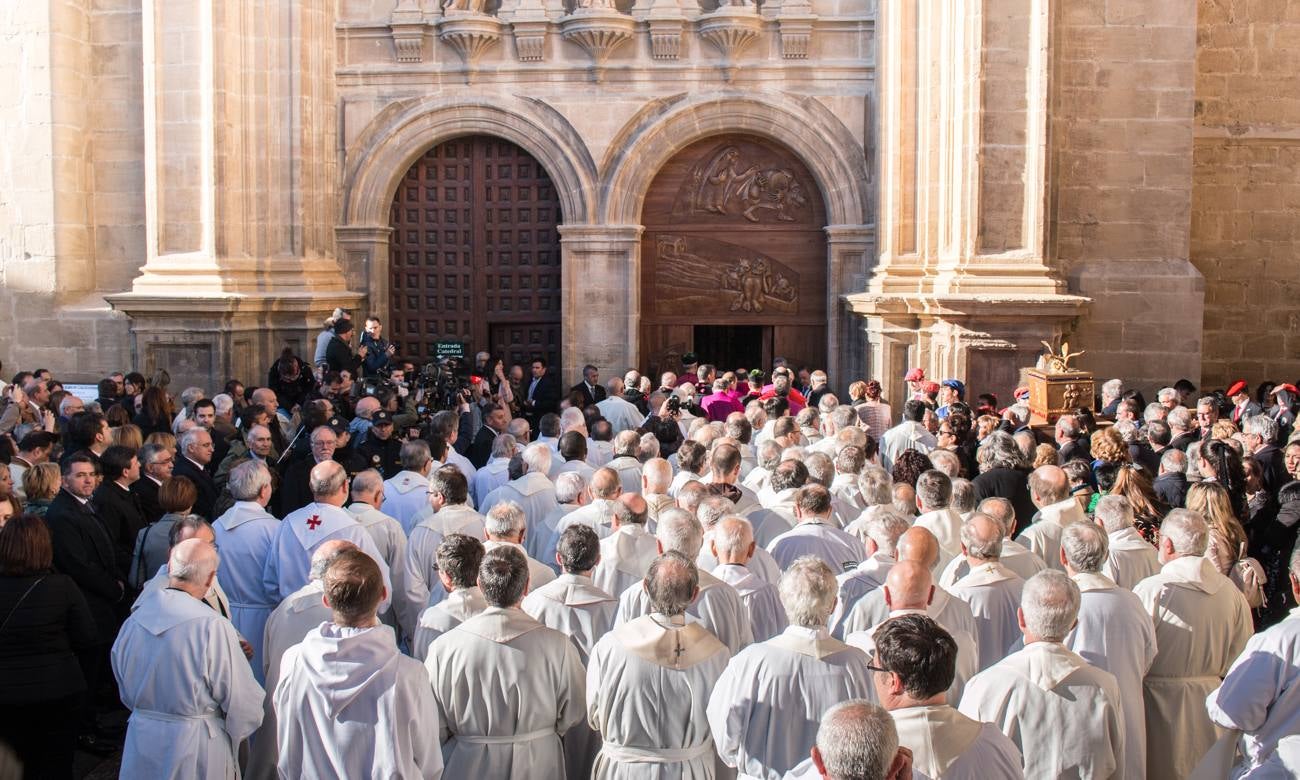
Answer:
[{"left": 558, "top": 225, "right": 643, "bottom": 383}]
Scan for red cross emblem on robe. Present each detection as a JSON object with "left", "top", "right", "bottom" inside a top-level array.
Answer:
[{"left": 306, "top": 514, "right": 322, "bottom": 530}]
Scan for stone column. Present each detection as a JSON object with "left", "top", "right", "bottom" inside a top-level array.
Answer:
[
  {"left": 558, "top": 225, "right": 643, "bottom": 384},
  {"left": 826, "top": 226, "right": 874, "bottom": 388},
  {"left": 848, "top": 0, "right": 1088, "bottom": 402},
  {"left": 106, "top": 0, "right": 362, "bottom": 390}
]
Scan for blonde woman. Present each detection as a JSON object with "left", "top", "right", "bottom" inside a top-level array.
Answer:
[
  {"left": 111, "top": 423, "right": 143, "bottom": 451},
  {"left": 20, "top": 463, "right": 61, "bottom": 518},
  {"left": 1186, "top": 481, "right": 1263, "bottom": 607}
]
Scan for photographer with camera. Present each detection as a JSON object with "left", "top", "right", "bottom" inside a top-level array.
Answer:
[
  {"left": 637, "top": 393, "right": 686, "bottom": 458},
  {"left": 359, "top": 316, "right": 397, "bottom": 378}
]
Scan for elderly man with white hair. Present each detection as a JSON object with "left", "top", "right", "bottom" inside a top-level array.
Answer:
[
  {"left": 480, "top": 443, "right": 559, "bottom": 533},
  {"left": 1091, "top": 494, "right": 1160, "bottom": 589},
  {"left": 411, "top": 533, "right": 487, "bottom": 662},
  {"left": 557, "top": 466, "right": 622, "bottom": 539},
  {"left": 603, "top": 431, "right": 645, "bottom": 495},
  {"left": 484, "top": 500, "right": 557, "bottom": 592},
  {"left": 112, "top": 539, "right": 263, "bottom": 779},
  {"left": 960, "top": 570, "right": 1124, "bottom": 779},
  {"left": 947, "top": 513, "right": 1025, "bottom": 671},
  {"left": 588, "top": 551, "right": 731, "bottom": 779},
  {"left": 616, "top": 507, "right": 753, "bottom": 653},
  {"left": 1207, "top": 545, "right": 1300, "bottom": 780},
  {"left": 940, "top": 497, "right": 1046, "bottom": 586},
  {"left": 211, "top": 460, "right": 280, "bottom": 681},
  {"left": 596, "top": 378, "right": 644, "bottom": 434},
  {"left": 912, "top": 470, "right": 962, "bottom": 575},
  {"left": 711, "top": 515, "right": 788, "bottom": 642},
  {"left": 383, "top": 439, "right": 437, "bottom": 534},
  {"left": 831, "top": 506, "right": 908, "bottom": 638},
  {"left": 1135, "top": 509, "right": 1253, "bottom": 779},
  {"left": 591, "top": 494, "right": 659, "bottom": 598},
  {"left": 786, "top": 700, "right": 911, "bottom": 780},
  {"left": 767, "top": 484, "right": 866, "bottom": 572},
  {"left": 707, "top": 557, "right": 875, "bottom": 779},
  {"left": 640, "top": 457, "right": 675, "bottom": 529},
  {"left": 1058, "top": 522, "right": 1155, "bottom": 780},
  {"left": 1017, "top": 465, "right": 1084, "bottom": 573},
  {"left": 472, "top": 432, "right": 517, "bottom": 506},
  {"left": 537, "top": 471, "right": 588, "bottom": 572},
  {"left": 346, "top": 468, "right": 409, "bottom": 626},
  {"left": 404, "top": 466, "right": 485, "bottom": 626}
]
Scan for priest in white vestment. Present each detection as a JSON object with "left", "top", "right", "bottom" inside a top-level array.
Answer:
[
  {"left": 744, "top": 463, "right": 802, "bottom": 547},
  {"left": 555, "top": 432, "right": 598, "bottom": 483},
  {"left": 1093, "top": 495, "right": 1161, "bottom": 589},
  {"left": 871, "top": 614, "right": 1023, "bottom": 779},
  {"left": 426, "top": 546, "right": 587, "bottom": 779},
  {"left": 959, "top": 571, "right": 1125, "bottom": 780},
  {"left": 472, "top": 433, "right": 517, "bottom": 507},
  {"left": 605, "top": 431, "right": 646, "bottom": 495},
  {"left": 937, "top": 497, "right": 1046, "bottom": 584},
  {"left": 1015, "top": 465, "right": 1085, "bottom": 572},
  {"left": 347, "top": 468, "right": 410, "bottom": 630},
  {"left": 831, "top": 507, "right": 907, "bottom": 637},
  {"left": 246, "top": 540, "right": 353, "bottom": 780},
  {"left": 1135, "top": 509, "right": 1253, "bottom": 780},
  {"left": 616, "top": 508, "right": 753, "bottom": 653},
  {"left": 713, "top": 516, "right": 788, "bottom": 642},
  {"left": 1207, "top": 550, "right": 1300, "bottom": 780},
  {"left": 261, "top": 461, "right": 392, "bottom": 608},
  {"left": 912, "top": 470, "right": 964, "bottom": 575},
  {"left": 275, "top": 547, "right": 443, "bottom": 779},
  {"left": 1060, "top": 522, "right": 1156, "bottom": 780},
  {"left": 593, "top": 494, "right": 660, "bottom": 597},
  {"left": 112, "top": 540, "right": 263, "bottom": 780},
  {"left": 483, "top": 499, "right": 557, "bottom": 592},
  {"left": 538, "top": 472, "right": 588, "bottom": 572},
  {"left": 412, "top": 533, "right": 487, "bottom": 661},
  {"left": 382, "top": 439, "right": 437, "bottom": 534},
  {"left": 707, "top": 556, "right": 875, "bottom": 779},
  {"left": 946, "top": 514, "right": 1025, "bottom": 670},
  {"left": 589, "top": 551, "right": 731, "bottom": 779},
  {"left": 212, "top": 461, "right": 281, "bottom": 683},
  {"left": 784, "top": 701, "right": 911, "bottom": 780},
  {"left": 640, "top": 457, "right": 676, "bottom": 531},
  {"left": 766, "top": 484, "right": 865, "bottom": 573},
  {"left": 847, "top": 562, "right": 979, "bottom": 705},
  {"left": 404, "top": 466, "right": 486, "bottom": 626},
  {"left": 597, "top": 386, "right": 645, "bottom": 435},
  {"left": 557, "top": 467, "right": 622, "bottom": 539},
  {"left": 698, "top": 494, "right": 784, "bottom": 586},
  {"left": 480, "top": 444, "right": 559, "bottom": 535}
]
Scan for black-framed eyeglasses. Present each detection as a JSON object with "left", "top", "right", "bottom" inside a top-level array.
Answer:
[{"left": 866, "top": 662, "right": 891, "bottom": 674}]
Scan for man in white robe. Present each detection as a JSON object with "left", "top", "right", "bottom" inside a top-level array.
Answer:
[
  {"left": 347, "top": 468, "right": 410, "bottom": 630},
  {"left": 426, "top": 546, "right": 587, "bottom": 779},
  {"left": 1015, "top": 465, "right": 1085, "bottom": 572},
  {"left": 555, "top": 432, "right": 598, "bottom": 483},
  {"left": 261, "top": 460, "right": 392, "bottom": 607},
  {"left": 785, "top": 700, "right": 914, "bottom": 780},
  {"left": 472, "top": 433, "right": 517, "bottom": 507},
  {"left": 937, "top": 497, "right": 1046, "bottom": 584},
  {"left": 604, "top": 431, "right": 645, "bottom": 495},
  {"left": 912, "top": 470, "right": 963, "bottom": 575},
  {"left": 1207, "top": 548, "right": 1300, "bottom": 780},
  {"left": 405, "top": 466, "right": 486, "bottom": 627},
  {"left": 483, "top": 499, "right": 557, "bottom": 591},
  {"left": 275, "top": 547, "right": 443, "bottom": 779},
  {"left": 847, "top": 562, "right": 979, "bottom": 705},
  {"left": 133, "top": 517, "right": 239, "bottom": 643},
  {"left": 246, "top": 540, "right": 353, "bottom": 780},
  {"left": 412, "top": 533, "right": 487, "bottom": 661},
  {"left": 947, "top": 513, "right": 1025, "bottom": 670},
  {"left": 1135, "top": 509, "right": 1253, "bottom": 780},
  {"left": 707, "top": 443, "right": 761, "bottom": 516},
  {"left": 597, "top": 381, "right": 644, "bottom": 434},
  {"left": 744, "top": 459, "right": 803, "bottom": 546},
  {"left": 1093, "top": 495, "right": 1161, "bottom": 589},
  {"left": 616, "top": 507, "right": 753, "bottom": 653},
  {"left": 588, "top": 551, "right": 731, "bottom": 779},
  {"left": 879, "top": 400, "right": 936, "bottom": 471},
  {"left": 767, "top": 484, "right": 865, "bottom": 572},
  {"left": 112, "top": 539, "right": 263, "bottom": 779},
  {"left": 959, "top": 570, "right": 1125, "bottom": 780},
  {"left": 538, "top": 471, "right": 589, "bottom": 573},
  {"left": 712, "top": 515, "right": 788, "bottom": 642},
  {"left": 871, "top": 614, "right": 1023, "bottom": 779},
  {"left": 640, "top": 457, "right": 676, "bottom": 531},
  {"left": 707, "top": 557, "right": 875, "bottom": 779},
  {"left": 831, "top": 507, "right": 907, "bottom": 637},
  {"left": 1060, "top": 522, "right": 1156, "bottom": 780},
  {"left": 557, "top": 467, "right": 622, "bottom": 539},
  {"left": 480, "top": 443, "right": 559, "bottom": 534},
  {"left": 593, "top": 494, "right": 660, "bottom": 597},
  {"left": 382, "top": 439, "right": 437, "bottom": 534},
  {"left": 211, "top": 460, "right": 280, "bottom": 683}
]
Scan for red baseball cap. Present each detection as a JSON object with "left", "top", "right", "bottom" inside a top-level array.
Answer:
[{"left": 905, "top": 368, "right": 925, "bottom": 382}]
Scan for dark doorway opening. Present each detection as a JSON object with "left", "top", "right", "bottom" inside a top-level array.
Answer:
[{"left": 693, "top": 325, "right": 771, "bottom": 374}]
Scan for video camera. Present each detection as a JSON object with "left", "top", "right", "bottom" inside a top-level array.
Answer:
[{"left": 415, "top": 340, "right": 473, "bottom": 416}]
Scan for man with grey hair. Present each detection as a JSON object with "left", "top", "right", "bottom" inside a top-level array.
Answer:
[
  {"left": 523, "top": 525, "right": 616, "bottom": 664},
  {"left": 1154, "top": 446, "right": 1189, "bottom": 509},
  {"left": 535, "top": 470, "right": 590, "bottom": 575},
  {"left": 587, "top": 551, "right": 731, "bottom": 779},
  {"left": 591, "top": 494, "right": 658, "bottom": 598},
  {"left": 789, "top": 700, "right": 909, "bottom": 780},
  {"left": 1134, "top": 509, "right": 1253, "bottom": 778},
  {"left": 1059, "top": 522, "right": 1155, "bottom": 780},
  {"left": 639, "top": 457, "right": 675, "bottom": 529},
  {"left": 481, "top": 442, "right": 559, "bottom": 536},
  {"left": 212, "top": 459, "right": 280, "bottom": 681},
  {"left": 1100, "top": 378, "right": 1124, "bottom": 416},
  {"left": 263, "top": 460, "right": 392, "bottom": 605},
  {"left": 472, "top": 432, "right": 517, "bottom": 506},
  {"left": 960, "top": 570, "right": 1124, "bottom": 780},
  {"left": 1167, "top": 404, "right": 1198, "bottom": 452},
  {"left": 768, "top": 484, "right": 866, "bottom": 572},
  {"left": 743, "top": 438, "right": 784, "bottom": 496},
  {"left": 1091, "top": 494, "right": 1160, "bottom": 589},
  {"left": 428, "top": 545, "right": 586, "bottom": 778},
  {"left": 831, "top": 506, "right": 908, "bottom": 638},
  {"left": 616, "top": 507, "right": 753, "bottom": 653},
  {"left": 382, "top": 438, "right": 436, "bottom": 534},
  {"left": 1017, "top": 464, "right": 1084, "bottom": 573},
  {"left": 913, "top": 470, "right": 962, "bottom": 575},
  {"left": 940, "top": 497, "right": 1046, "bottom": 586},
  {"left": 926, "top": 448, "right": 961, "bottom": 480},
  {"left": 712, "top": 515, "right": 788, "bottom": 642},
  {"left": 412, "top": 533, "right": 486, "bottom": 662},
  {"left": 346, "top": 468, "right": 409, "bottom": 632},
  {"left": 113, "top": 538, "right": 263, "bottom": 780},
  {"left": 950, "top": 477, "right": 975, "bottom": 517},
  {"left": 557, "top": 466, "right": 622, "bottom": 539},
  {"left": 1244, "top": 413, "right": 1289, "bottom": 494},
  {"left": 603, "top": 430, "right": 644, "bottom": 495},
  {"left": 175, "top": 425, "right": 218, "bottom": 519},
  {"left": 707, "top": 556, "right": 874, "bottom": 778},
  {"left": 484, "top": 500, "right": 558, "bottom": 593},
  {"left": 405, "top": 465, "right": 486, "bottom": 626},
  {"left": 948, "top": 513, "right": 1025, "bottom": 671}
]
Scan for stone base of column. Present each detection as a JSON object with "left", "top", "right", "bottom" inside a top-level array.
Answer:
[{"left": 847, "top": 291, "right": 1090, "bottom": 407}]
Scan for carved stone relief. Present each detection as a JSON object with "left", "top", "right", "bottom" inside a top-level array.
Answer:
[{"left": 675, "top": 144, "right": 811, "bottom": 223}]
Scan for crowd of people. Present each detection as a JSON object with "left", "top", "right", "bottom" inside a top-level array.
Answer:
[{"left": 0, "top": 310, "right": 1298, "bottom": 779}]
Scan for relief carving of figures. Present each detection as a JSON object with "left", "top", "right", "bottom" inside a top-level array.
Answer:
[
  {"left": 684, "top": 145, "right": 809, "bottom": 223},
  {"left": 657, "top": 235, "right": 798, "bottom": 315}
]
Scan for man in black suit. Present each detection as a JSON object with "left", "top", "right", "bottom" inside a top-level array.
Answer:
[
  {"left": 92, "top": 445, "right": 148, "bottom": 578},
  {"left": 1153, "top": 449, "right": 1190, "bottom": 509},
  {"left": 45, "top": 452, "right": 126, "bottom": 749},
  {"left": 131, "top": 442, "right": 174, "bottom": 525},
  {"left": 1244, "top": 414, "right": 1290, "bottom": 496},
  {"left": 569, "top": 364, "right": 607, "bottom": 409},
  {"left": 173, "top": 427, "right": 218, "bottom": 520},
  {"left": 1167, "top": 406, "right": 1199, "bottom": 452},
  {"left": 1054, "top": 414, "right": 1089, "bottom": 464},
  {"left": 1227, "top": 380, "right": 1263, "bottom": 426},
  {"left": 521, "top": 357, "right": 561, "bottom": 432},
  {"left": 468, "top": 405, "right": 511, "bottom": 469}
]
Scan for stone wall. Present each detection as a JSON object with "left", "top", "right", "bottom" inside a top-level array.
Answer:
[{"left": 1192, "top": 0, "right": 1300, "bottom": 389}]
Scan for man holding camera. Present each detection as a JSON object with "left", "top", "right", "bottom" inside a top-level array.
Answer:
[{"left": 359, "top": 316, "right": 397, "bottom": 377}]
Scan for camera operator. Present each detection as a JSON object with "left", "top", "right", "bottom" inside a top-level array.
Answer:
[
  {"left": 357, "top": 410, "right": 401, "bottom": 478},
  {"left": 359, "top": 316, "right": 397, "bottom": 377},
  {"left": 324, "top": 319, "right": 366, "bottom": 375},
  {"left": 637, "top": 393, "right": 685, "bottom": 457}
]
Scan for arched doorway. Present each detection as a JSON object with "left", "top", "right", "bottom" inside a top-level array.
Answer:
[
  {"left": 639, "top": 134, "right": 829, "bottom": 378},
  {"left": 388, "top": 135, "right": 562, "bottom": 368}
]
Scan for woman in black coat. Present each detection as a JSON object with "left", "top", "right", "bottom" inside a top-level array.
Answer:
[{"left": 0, "top": 513, "right": 97, "bottom": 778}]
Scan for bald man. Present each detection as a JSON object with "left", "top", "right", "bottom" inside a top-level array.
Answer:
[
  {"left": 113, "top": 539, "right": 263, "bottom": 779},
  {"left": 712, "top": 515, "right": 788, "bottom": 642},
  {"left": 557, "top": 467, "right": 622, "bottom": 540},
  {"left": 592, "top": 493, "right": 659, "bottom": 598},
  {"left": 845, "top": 561, "right": 979, "bottom": 703},
  {"left": 1017, "top": 465, "right": 1085, "bottom": 573},
  {"left": 947, "top": 514, "right": 1026, "bottom": 671},
  {"left": 837, "top": 527, "right": 978, "bottom": 647}
]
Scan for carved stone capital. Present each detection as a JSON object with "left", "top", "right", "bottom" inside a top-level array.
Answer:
[
  {"left": 438, "top": 12, "right": 504, "bottom": 82},
  {"left": 698, "top": 8, "right": 762, "bottom": 81},
  {"left": 559, "top": 9, "right": 636, "bottom": 83},
  {"left": 647, "top": 17, "right": 685, "bottom": 59}
]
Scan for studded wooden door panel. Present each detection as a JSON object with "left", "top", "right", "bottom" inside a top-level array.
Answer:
[{"left": 389, "top": 136, "right": 562, "bottom": 368}]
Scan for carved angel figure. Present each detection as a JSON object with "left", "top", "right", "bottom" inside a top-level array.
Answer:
[{"left": 1038, "top": 340, "right": 1085, "bottom": 374}]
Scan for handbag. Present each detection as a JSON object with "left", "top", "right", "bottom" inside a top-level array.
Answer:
[{"left": 0, "top": 576, "right": 46, "bottom": 636}]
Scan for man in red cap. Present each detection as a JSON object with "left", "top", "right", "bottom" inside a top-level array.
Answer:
[
  {"left": 1270, "top": 384, "right": 1298, "bottom": 441},
  {"left": 1228, "top": 380, "right": 1261, "bottom": 425},
  {"left": 905, "top": 368, "right": 926, "bottom": 401}
]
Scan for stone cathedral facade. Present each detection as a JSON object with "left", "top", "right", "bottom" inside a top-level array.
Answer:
[{"left": 1, "top": 1, "right": 1296, "bottom": 401}]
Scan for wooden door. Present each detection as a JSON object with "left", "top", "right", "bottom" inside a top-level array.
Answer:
[
  {"left": 639, "top": 135, "right": 827, "bottom": 378},
  {"left": 389, "top": 136, "right": 562, "bottom": 370}
]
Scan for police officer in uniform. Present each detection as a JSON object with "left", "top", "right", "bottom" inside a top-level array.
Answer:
[{"left": 356, "top": 410, "right": 402, "bottom": 478}]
